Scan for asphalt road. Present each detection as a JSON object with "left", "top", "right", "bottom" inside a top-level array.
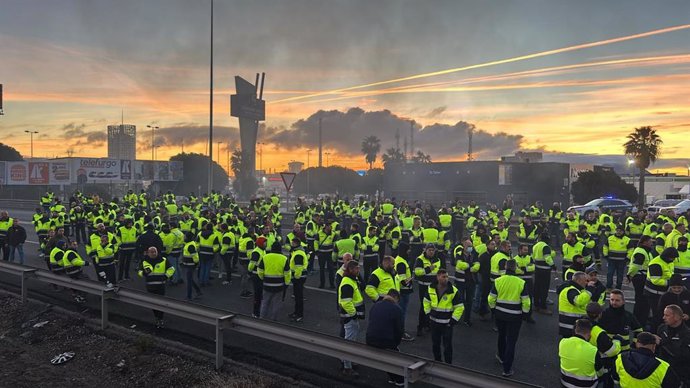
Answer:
[{"left": 0, "top": 207, "right": 638, "bottom": 387}]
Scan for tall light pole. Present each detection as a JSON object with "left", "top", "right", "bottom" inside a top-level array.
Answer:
[
  {"left": 258, "top": 142, "right": 264, "bottom": 172},
  {"left": 217, "top": 141, "right": 223, "bottom": 164},
  {"left": 208, "top": 0, "right": 214, "bottom": 194},
  {"left": 24, "top": 130, "right": 39, "bottom": 158},
  {"left": 628, "top": 159, "right": 636, "bottom": 193},
  {"left": 306, "top": 149, "right": 311, "bottom": 196},
  {"left": 146, "top": 125, "right": 158, "bottom": 160},
  {"left": 325, "top": 151, "right": 331, "bottom": 167}
]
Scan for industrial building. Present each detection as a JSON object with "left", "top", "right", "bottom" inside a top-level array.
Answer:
[
  {"left": 383, "top": 161, "right": 570, "bottom": 208},
  {"left": 107, "top": 124, "right": 136, "bottom": 160}
]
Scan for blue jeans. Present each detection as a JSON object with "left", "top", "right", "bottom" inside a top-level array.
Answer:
[
  {"left": 342, "top": 319, "right": 360, "bottom": 369},
  {"left": 399, "top": 292, "right": 411, "bottom": 327},
  {"left": 473, "top": 278, "right": 490, "bottom": 314},
  {"left": 184, "top": 267, "right": 201, "bottom": 299},
  {"left": 168, "top": 254, "right": 181, "bottom": 282},
  {"left": 606, "top": 259, "right": 626, "bottom": 289},
  {"left": 9, "top": 244, "right": 24, "bottom": 265},
  {"left": 199, "top": 254, "right": 213, "bottom": 284}
]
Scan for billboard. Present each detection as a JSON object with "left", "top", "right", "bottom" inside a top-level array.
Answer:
[
  {"left": 6, "top": 162, "right": 28, "bottom": 185},
  {"left": 73, "top": 158, "right": 121, "bottom": 183},
  {"left": 49, "top": 161, "right": 71, "bottom": 184},
  {"left": 0, "top": 162, "right": 5, "bottom": 185},
  {"left": 28, "top": 162, "right": 49, "bottom": 184}
]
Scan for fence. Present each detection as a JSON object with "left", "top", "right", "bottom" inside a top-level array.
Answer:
[{"left": 0, "top": 261, "right": 541, "bottom": 388}]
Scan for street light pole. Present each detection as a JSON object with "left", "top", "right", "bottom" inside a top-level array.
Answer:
[
  {"left": 24, "top": 130, "right": 39, "bottom": 158},
  {"left": 258, "top": 142, "right": 264, "bottom": 172},
  {"left": 306, "top": 149, "right": 311, "bottom": 196},
  {"left": 207, "top": 0, "right": 214, "bottom": 194},
  {"left": 146, "top": 125, "right": 158, "bottom": 160}
]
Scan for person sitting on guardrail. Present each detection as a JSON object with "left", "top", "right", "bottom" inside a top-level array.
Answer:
[
  {"left": 138, "top": 246, "right": 175, "bottom": 329},
  {"left": 0, "top": 211, "right": 15, "bottom": 261}
]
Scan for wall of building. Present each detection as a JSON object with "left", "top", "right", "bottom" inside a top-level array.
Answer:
[{"left": 383, "top": 161, "right": 570, "bottom": 208}]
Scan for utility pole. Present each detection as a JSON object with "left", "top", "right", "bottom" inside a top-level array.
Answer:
[
  {"left": 318, "top": 116, "right": 323, "bottom": 168},
  {"left": 208, "top": 0, "right": 214, "bottom": 193},
  {"left": 409, "top": 121, "right": 414, "bottom": 159},
  {"left": 403, "top": 136, "right": 407, "bottom": 160},
  {"left": 395, "top": 128, "right": 400, "bottom": 151},
  {"left": 306, "top": 149, "right": 312, "bottom": 195},
  {"left": 146, "top": 125, "right": 158, "bottom": 160},
  {"left": 467, "top": 125, "right": 474, "bottom": 161}
]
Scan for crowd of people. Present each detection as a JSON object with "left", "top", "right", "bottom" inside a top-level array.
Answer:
[{"left": 1, "top": 189, "right": 688, "bottom": 386}]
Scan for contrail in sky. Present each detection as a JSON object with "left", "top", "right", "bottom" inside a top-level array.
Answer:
[{"left": 270, "top": 23, "right": 690, "bottom": 105}]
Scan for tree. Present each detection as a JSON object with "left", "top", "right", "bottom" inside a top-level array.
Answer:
[
  {"left": 0, "top": 143, "right": 23, "bottom": 161},
  {"left": 168, "top": 153, "right": 229, "bottom": 194},
  {"left": 228, "top": 148, "right": 258, "bottom": 199},
  {"left": 623, "top": 126, "right": 662, "bottom": 208},
  {"left": 571, "top": 169, "right": 638, "bottom": 205},
  {"left": 411, "top": 150, "right": 432, "bottom": 164},
  {"left": 360, "top": 135, "right": 381, "bottom": 170},
  {"left": 381, "top": 147, "right": 405, "bottom": 168}
]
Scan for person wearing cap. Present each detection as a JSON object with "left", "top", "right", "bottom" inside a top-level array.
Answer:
[
  {"left": 559, "top": 319, "right": 602, "bottom": 388},
  {"left": 315, "top": 222, "right": 337, "bottom": 289},
  {"left": 657, "top": 274, "right": 690, "bottom": 322},
  {"left": 646, "top": 248, "right": 679, "bottom": 330},
  {"left": 559, "top": 271, "right": 597, "bottom": 337},
  {"left": 488, "top": 259, "right": 530, "bottom": 377},
  {"left": 564, "top": 254, "right": 588, "bottom": 281},
  {"left": 674, "top": 236, "right": 690, "bottom": 282},
  {"left": 628, "top": 235, "right": 655, "bottom": 328},
  {"left": 338, "top": 260, "right": 365, "bottom": 378},
  {"left": 657, "top": 304, "right": 690, "bottom": 385},
  {"left": 490, "top": 240, "right": 512, "bottom": 282},
  {"left": 613, "top": 331, "right": 681, "bottom": 388},
  {"left": 603, "top": 225, "right": 633, "bottom": 290},
  {"left": 584, "top": 302, "right": 621, "bottom": 387},
  {"left": 585, "top": 265, "right": 607, "bottom": 306},
  {"left": 414, "top": 243, "right": 441, "bottom": 336}
]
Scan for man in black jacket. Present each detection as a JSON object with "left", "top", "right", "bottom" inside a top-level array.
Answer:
[
  {"left": 366, "top": 289, "right": 404, "bottom": 386},
  {"left": 657, "top": 274, "right": 690, "bottom": 322},
  {"left": 7, "top": 220, "right": 27, "bottom": 265},
  {"left": 657, "top": 304, "right": 690, "bottom": 385},
  {"left": 613, "top": 331, "right": 681, "bottom": 388},
  {"left": 135, "top": 223, "right": 164, "bottom": 265}
]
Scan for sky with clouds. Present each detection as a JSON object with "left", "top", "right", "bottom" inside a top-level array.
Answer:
[{"left": 1, "top": 0, "right": 689, "bottom": 173}]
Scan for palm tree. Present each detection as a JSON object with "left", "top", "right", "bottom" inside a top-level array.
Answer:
[
  {"left": 411, "top": 150, "right": 432, "bottom": 164},
  {"left": 230, "top": 149, "right": 243, "bottom": 177},
  {"left": 381, "top": 147, "right": 405, "bottom": 168},
  {"left": 623, "top": 126, "right": 662, "bottom": 209},
  {"left": 360, "top": 135, "right": 381, "bottom": 170}
]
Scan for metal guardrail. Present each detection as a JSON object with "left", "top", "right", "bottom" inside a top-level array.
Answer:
[
  {"left": 0, "top": 199, "right": 38, "bottom": 210},
  {"left": 0, "top": 261, "right": 540, "bottom": 388}
]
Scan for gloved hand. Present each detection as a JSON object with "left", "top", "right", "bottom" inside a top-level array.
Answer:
[{"left": 144, "top": 267, "right": 152, "bottom": 275}]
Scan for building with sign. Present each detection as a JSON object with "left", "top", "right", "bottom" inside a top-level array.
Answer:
[{"left": 107, "top": 124, "right": 136, "bottom": 160}]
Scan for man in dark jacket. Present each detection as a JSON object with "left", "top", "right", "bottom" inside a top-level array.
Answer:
[
  {"left": 613, "top": 331, "right": 681, "bottom": 387},
  {"left": 135, "top": 223, "right": 164, "bottom": 263},
  {"left": 366, "top": 289, "right": 404, "bottom": 386},
  {"left": 657, "top": 274, "right": 690, "bottom": 321},
  {"left": 657, "top": 304, "right": 690, "bottom": 385},
  {"left": 7, "top": 220, "right": 27, "bottom": 265}
]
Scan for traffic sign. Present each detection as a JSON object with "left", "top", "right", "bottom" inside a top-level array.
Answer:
[{"left": 280, "top": 172, "right": 297, "bottom": 192}]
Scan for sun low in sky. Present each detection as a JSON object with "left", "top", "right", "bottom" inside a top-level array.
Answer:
[{"left": 1, "top": 0, "right": 689, "bottom": 174}]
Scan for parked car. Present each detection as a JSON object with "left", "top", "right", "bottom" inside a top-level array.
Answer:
[
  {"left": 660, "top": 199, "right": 690, "bottom": 215},
  {"left": 647, "top": 199, "right": 682, "bottom": 214},
  {"left": 567, "top": 198, "right": 634, "bottom": 216}
]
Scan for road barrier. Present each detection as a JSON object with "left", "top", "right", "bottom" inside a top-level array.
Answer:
[{"left": 0, "top": 261, "right": 541, "bottom": 388}]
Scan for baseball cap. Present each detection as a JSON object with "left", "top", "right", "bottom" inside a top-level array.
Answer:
[
  {"left": 425, "top": 243, "right": 436, "bottom": 249},
  {"left": 585, "top": 265, "right": 598, "bottom": 275}
]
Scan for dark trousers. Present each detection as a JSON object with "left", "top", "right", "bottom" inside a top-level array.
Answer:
[
  {"left": 317, "top": 251, "right": 334, "bottom": 288},
  {"left": 460, "top": 281, "right": 475, "bottom": 323},
  {"left": 534, "top": 269, "right": 551, "bottom": 309},
  {"left": 644, "top": 292, "right": 661, "bottom": 331},
  {"left": 631, "top": 275, "right": 649, "bottom": 327},
  {"left": 74, "top": 224, "right": 87, "bottom": 245},
  {"left": 363, "top": 254, "right": 378, "bottom": 282},
  {"left": 293, "top": 277, "right": 305, "bottom": 317},
  {"left": 523, "top": 279, "right": 534, "bottom": 318},
  {"left": 496, "top": 318, "right": 522, "bottom": 374},
  {"left": 417, "top": 288, "right": 429, "bottom": 330},
  {"left": 251, "top": 274, "right": 263, "bottom": 317},
  {"left": 118, "top": 250, "right": 134, "bottom": 280},
  {"left": 98, "top": 263, "right": 117, "bottom": 286},
  {"left": 220, "top": 252, "right": 233, "bottom": 281},
  {"left": 605, "top": 259, "right": 626, "bottom": 289},
  {"left": 183, "top": 266, "right": 201, "bottom": 299},
  {"left": 366, "top": 342, "right": 403, "bottom": 384},
  {"left": 0, "top": 241, "right": 9, "bottom": 261},
  {"left": 147, "top": 286, "right": 165, "bottom": 319},
  {"left": 430, "top": 322, "right": 453, "bottom": 363}
]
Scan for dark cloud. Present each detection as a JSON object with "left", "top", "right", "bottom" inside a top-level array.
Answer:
[
  {"left": 86, "top": 131, "right": 107, "bottom": 143},
  {"left": 143, "top": 125, "right": 241, "bottom": 151},
  {"left": 424, "top": 106, "right": 447, "bottom": 119},
  {"left": 266, "top": 107, "right": 522, "bottom": 159},
  {"left": 61, "top": 122, "right": 87, "bottom": 138}
]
